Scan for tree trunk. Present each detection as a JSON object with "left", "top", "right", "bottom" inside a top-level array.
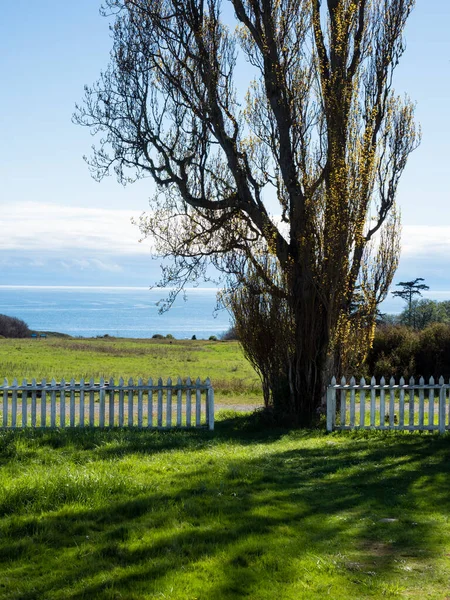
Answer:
[{"left": 270, "top": 269, "right": 331, "bottom": 428}]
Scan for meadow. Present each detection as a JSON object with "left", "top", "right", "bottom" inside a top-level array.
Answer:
[
  {"left": 0, "top": 337, "right": 262, "bottom": 409},
  {"left": 1, "top": 337, "right": 450, "bottom": 599}
]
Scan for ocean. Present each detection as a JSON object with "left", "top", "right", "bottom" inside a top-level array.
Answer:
[{"left": 0, "top": 286, "right": 231, "bottom": 339}]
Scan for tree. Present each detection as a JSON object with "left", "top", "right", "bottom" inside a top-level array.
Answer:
[
  {"left": 75, "top": 0, "right": 420, "bottom": 426},
  {"left": 399, "top": 298, "right": 447, "bottom": 330},
  {"left": 392, "top": 278, "right": 429, "bottom": 328},
  {"left": 0, "top": 314, "right": 30, "bottom": 338}
]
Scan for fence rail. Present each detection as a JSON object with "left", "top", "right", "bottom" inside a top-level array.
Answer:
[
  {"left": 1, "top": 377, "right": 214, "bottom": 430},
  {"left": 327, "top": 376, "right": 450, "bottom": 433}
]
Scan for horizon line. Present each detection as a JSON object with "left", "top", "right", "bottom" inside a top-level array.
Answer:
[{"left": 0, "top": 285, "right": 220, "bottom": 291}]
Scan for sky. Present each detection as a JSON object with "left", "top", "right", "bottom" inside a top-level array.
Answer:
[{"left": 1, "top": 0, "right": 449, "bottom": 313}]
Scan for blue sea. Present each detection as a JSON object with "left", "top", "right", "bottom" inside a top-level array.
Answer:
[{"left": 0, "top": 286, "right": 231, "bottom": 339}]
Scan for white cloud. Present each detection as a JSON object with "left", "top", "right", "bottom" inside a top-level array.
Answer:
[
  {"left": 2, "top": 203, "right": 450, "bottom": 269},
  {"left": 401, "top": 225, "right": 450, "bottom": 258},
  {"left": 0, "top": 201, "right": 150, "bottom": 254}
]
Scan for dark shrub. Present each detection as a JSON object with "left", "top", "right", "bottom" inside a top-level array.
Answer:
[
  {"left": 0, "top": 314, "right": 31, "bottom": 338},
  {"left": 365, "top": 325, "right": 418, "bottom": 380},
  {"left": 365, "top": 322, "right": 450, "bottom": 380},
  {"left": 416, "top": 323, "right": 450, "bottom": 379},
  {"left": 152, "top": 334, "right": 164, "bottom": 339},
  {"left": 208, "top": 335, "right": 218, "bottom": 341},
  {"left": 165, "top": 334, "right": 175, "bottom": 340}
]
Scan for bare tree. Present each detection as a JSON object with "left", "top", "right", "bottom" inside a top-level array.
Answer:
[{"left": 75, "top": 0, "right": 419, "bottom": 426}]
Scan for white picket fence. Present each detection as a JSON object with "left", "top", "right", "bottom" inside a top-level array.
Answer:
[
  {"left": 327, "top": 376, "right": 450, "bottom": 433},
  {"left": 0, "top": 377, "right": 214, "bottom": 430}
]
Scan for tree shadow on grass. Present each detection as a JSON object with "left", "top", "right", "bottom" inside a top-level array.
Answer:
[
  {"left": 0, "top": 425, "right": 449, "bottom": 599},
  {"left": 0, "top": 412, "right": 291, "bottom": 465}
]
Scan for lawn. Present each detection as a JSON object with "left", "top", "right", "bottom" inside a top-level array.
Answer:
[
  {"left": 1, "top": 421, "right": 450, "bottom": 599},
  {"left": 1, "top": 338, "right": 450, "bottom": 598}
]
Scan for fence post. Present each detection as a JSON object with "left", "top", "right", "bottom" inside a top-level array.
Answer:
[
  {"left": 326, "top": 378, "right": 335, "bottom": 432},
  {"left": 186, "top": 377, "right": 192, "bottom": 427},
  {"left": 439, "top": 378, "right": 446, "bottom": 434}
]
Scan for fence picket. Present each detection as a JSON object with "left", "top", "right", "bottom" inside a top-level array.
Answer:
[
  {"left": 89, "top": 378, "right": 95, "bottom": 427},
  {"left": 41, "top": 378, "right": 47, "bottom": 427},
  {"left": 418, "top": 377, "right": 425, "bottom": 428},
  {"left": 370, "top": 376, "right": 376, "bottom": 427},
  {"left": 109, "top": 377, "right": 115, "bottom": 427},
  {"left": 429, "top": 376, "right": 435, "bottom": 427},
  {"left": 50, "top": 378, "right": 56, "bottom": 428},
  {"left": 196, "top": 377, "right": 202, "bottom": 426},
  {"left": 137, "top": 378, "right": 143, "bottom": 428},
  {"left": 22, "top": 378, "right": 28, "bottom": 428},
  {"left": 118, "top": 378, "right": 124, "bottom": 427},
  {"left": 177, "top": 377, "right": 182, "bottom": 426},
  {"left": 11, "top": 379, "right": 18, "bottom": 428},
  {"left": 359, "top": 377, "right": 366, "bottom": 427},
  {"left": 166, "top": 378, "right": 172, "bottom": 428},
  {"left": 389, "top": 377, "right": 395, "bottom": 427},
  {"left": 409, "top": 377, "right": 415, "bottom": 428},
  {"left": 147, "top": 378, "right": 153, "bottom": 428},
  {"left": 157, "top": 378, "right": 163, "bottom": 427},
  {"left": 60, "top": 377, "right": 66, "bottom": 428},
  {"left": 99, "top": 377, "right": 105, "bottom": 428},
  {"left": 31, "top": 378, "right": 37, "bottom": 427},
  {"left": 399, "top": 377, "right": 405, "bottom": 428},
  {"left": 349, "top": 377, "right": 356, "bottom": 427},
  {"left": 79, "top": 378, "right": 85, "bottom": 427},
  {"left": 380, "top": 377, "right": 386, "bottom": 426},
  {"left": 70, "top": 378, "right": 76, "bottom": 427},
  {"left": 128, "top": 377, "right": 134, "bottom": 427},
  {"left": 186, "top": 377, "right": 192, "bottom": 427},
  {"left": 340, "top": 376, "right": 347, "bottom": 427}
]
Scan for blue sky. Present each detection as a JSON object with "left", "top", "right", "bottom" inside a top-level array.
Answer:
[{"left": 1, "top": 0, "right": 449, "bottom": 313}]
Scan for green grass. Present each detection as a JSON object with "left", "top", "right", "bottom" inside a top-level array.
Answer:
[
  {"left": 0, "top": 419, "right": 450, "bottom": 599},
  {"left": 1, "top": 338, "right": 450, "bottom": 597},
  {"left": 0, "top": 338, "right": 262, "bottom": 407}
]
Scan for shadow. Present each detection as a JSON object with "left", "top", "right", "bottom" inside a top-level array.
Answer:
[
  {"left": 0, "top": 425, "right": 449, "bottom": 598},
  {"left": 0, "top": 412, "right": 290, "bottom": 466}
]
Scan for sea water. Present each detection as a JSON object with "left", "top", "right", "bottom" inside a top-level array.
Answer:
[{"left": 0, "top": 286, "right": 231, "bottom": 339}]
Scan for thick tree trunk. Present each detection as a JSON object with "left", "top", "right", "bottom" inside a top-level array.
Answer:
[{"left": 270, "top": 267, "right": 331, "bottom": 427}]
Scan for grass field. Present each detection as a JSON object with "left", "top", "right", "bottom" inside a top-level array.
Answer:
[
  {"left": 1, "top": 337, "right": 450, "bottom": 598},
  {"left": 1, "top": 421, "right": 450, "bottom": 599},
  {"left": 0, "top": 337, "right": 262, "bottom": 408}
]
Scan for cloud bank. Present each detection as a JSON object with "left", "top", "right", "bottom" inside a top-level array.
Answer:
[
  {"left": 0, "top": 202, "right": 148, "bottom": 254},
  {"left": 1, "top": 202, "right": 449, "bottom": 293}
]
